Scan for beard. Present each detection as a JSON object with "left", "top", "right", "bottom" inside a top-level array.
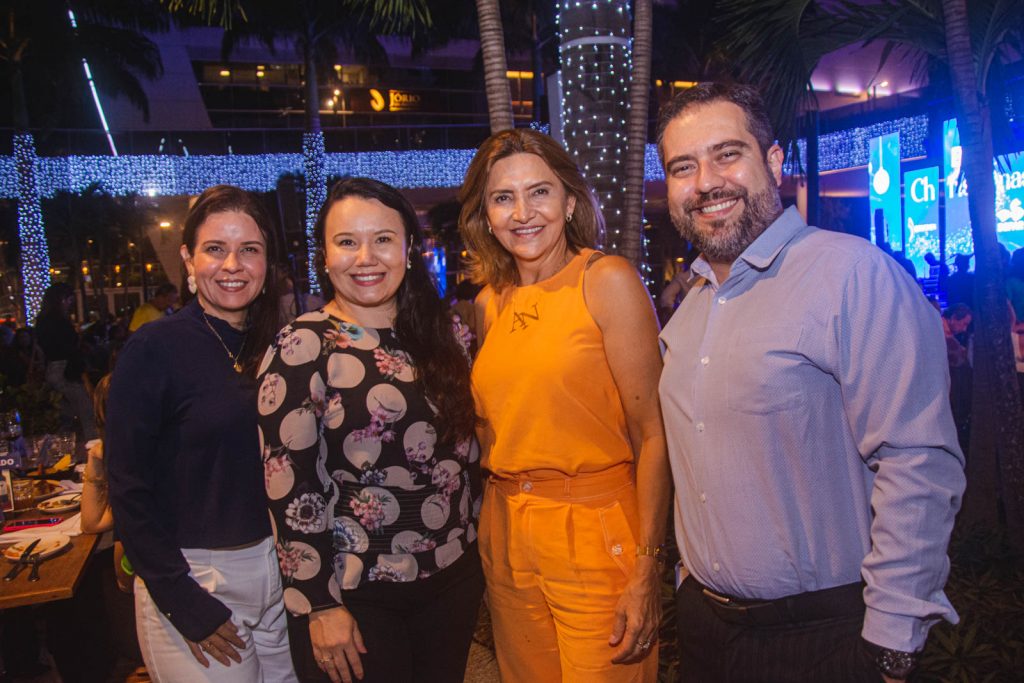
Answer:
[{"left": 670, "top": 184, "right": 783, "bottom": 264}]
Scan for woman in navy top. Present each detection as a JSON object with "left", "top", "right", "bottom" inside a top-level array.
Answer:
[{"left": 107, "top": 185, "right": 298, "bottom": 682}]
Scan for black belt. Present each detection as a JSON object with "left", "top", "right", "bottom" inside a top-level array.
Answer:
[{"left": 683, "top": 575, "right": 864, "bottom": 627}]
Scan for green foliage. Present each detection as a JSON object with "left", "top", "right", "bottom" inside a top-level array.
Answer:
[{"left": 917, "top": 525, "right": 1024, "bottom": 682}]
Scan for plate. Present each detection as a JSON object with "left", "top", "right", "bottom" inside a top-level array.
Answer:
[
  {"left": 36, "top": 492, "right": 81, "bottom": 514},
  {"left": 3, "top": 533, "right": 71, "bottom": 561}
]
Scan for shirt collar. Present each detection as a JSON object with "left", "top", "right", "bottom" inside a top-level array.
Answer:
[{"left": 690, "top": 206, "right": 806, "bottom": 284}]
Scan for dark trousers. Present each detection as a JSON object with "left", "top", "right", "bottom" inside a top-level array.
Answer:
[
  {"left": 288, "top": 546, "right": 484, "bottom": 683},
  {"left": 676, "top": 577, "right": 881, "bottom": 683}
]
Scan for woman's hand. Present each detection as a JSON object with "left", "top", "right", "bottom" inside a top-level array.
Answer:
[
  {"left": 185, "top": 618, "right": 246, "bottom": 668},
  {"left": 310, "top": 606, "right": 367, "bottom": 683},
  {"left": 609, "top": 556, "right": 661, "bottom": 664}
]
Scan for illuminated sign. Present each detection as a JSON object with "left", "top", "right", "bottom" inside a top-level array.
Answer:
[
  {"left": 369, "top": 88, "right": 385, "bottom": 112},
  {"left": 869, "top": 133, "right": 902, "bottom": 250},
  {"left": 996, "top": 151, "right": 1024, "bottom": 252},
  {"left": 943, "top": 118, "right": 973, "bottom": 263},
  {"left": 903, "top": 167, "right": 939, "bottom": 276},
  {"left": 388, "top": 89, "right": 422, "bottom": 112}
]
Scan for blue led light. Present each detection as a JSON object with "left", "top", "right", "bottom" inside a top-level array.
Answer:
[
  {"left": 4, "top": 110, "right": 933, "bottom": 314},
  {"left": 303, "top": 132, "right": 326, "bottom": 294},
  {"left": 13, "top": 133, "right": 52, "bottom": 323}
]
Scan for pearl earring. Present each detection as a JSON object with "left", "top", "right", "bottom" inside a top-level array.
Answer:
[{"left": 187, "top": 275, "right": 197, "bottom": 294}]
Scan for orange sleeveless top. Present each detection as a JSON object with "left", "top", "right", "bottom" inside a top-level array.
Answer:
[{"left": 471, "top": 249, "right": 633, "bottom": 477}]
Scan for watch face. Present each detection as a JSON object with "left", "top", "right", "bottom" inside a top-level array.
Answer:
[
  {"left": 862, "top": 639, "right": 918, "bottom": 679},
  {"left": 877, "top": 647, "right": 918, "bottom": 679}
]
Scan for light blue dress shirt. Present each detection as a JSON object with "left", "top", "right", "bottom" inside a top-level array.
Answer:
[{"left": 659, "top": 206, "right": 965, "bottom": 652}]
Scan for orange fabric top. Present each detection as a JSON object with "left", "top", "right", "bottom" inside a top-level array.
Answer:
[{"left": 472, "top": 249, "right": 633, "bottom": 477}]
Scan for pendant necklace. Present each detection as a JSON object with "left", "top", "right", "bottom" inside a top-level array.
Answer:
[{"left": 202, "top": 312, "right": 247, "bottom": 373}]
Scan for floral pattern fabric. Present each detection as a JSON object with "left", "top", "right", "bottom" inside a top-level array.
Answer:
[{"left": 257, "top": 309, "right": 481, "bottom": 616}]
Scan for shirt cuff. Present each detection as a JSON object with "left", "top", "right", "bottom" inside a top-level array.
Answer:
[
  {"left": 862, "top": 605, "right": 940, "bottom": 652},
  {"left": 145, "top": 573, "right": 232, "bottom": 643}
]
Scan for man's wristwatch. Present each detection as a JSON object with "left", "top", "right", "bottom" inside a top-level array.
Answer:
[{"left": 863, "top": 640, "right": 919, "bottom": 679}]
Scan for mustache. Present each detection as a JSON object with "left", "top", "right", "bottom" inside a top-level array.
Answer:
[{"left": 683, "top": 189, "right": 747, "bottom": 213}]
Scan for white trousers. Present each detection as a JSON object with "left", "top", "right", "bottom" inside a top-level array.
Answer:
[{"left": 135, "top": 536, "right": 298, "bottom": 683}]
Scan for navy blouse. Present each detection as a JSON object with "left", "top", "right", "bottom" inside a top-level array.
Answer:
[{"left": 106, "top": 299, "right": 271, "bottom": 642}]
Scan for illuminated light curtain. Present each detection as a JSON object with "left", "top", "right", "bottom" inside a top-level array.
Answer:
[
  {"left": 558, "top": 0, "right": 632, "bottom": 253},
  {"left": 303, "top": 131, "right": 327, "bottom": 293},
  {"left": 14, "top": 132, "right": 51, "bottom": 322}
]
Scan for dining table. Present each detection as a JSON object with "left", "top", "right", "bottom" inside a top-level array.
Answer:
[{"left": 0, "top": 509, "right": 99, "bottom": 610}]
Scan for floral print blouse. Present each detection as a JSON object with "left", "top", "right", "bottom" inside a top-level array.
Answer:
[{"left": 257, "top": 309, "right": 481, "bottom": 616}]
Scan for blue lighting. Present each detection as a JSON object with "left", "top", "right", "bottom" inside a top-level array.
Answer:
[
  {"left": 13, "top": 133, "right": 52, "bottom": 322},
  {"left": 303, "top": 132, "right": 326, "bottom": 293}
]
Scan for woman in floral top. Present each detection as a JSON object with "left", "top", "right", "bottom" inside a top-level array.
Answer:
[{"left": 257, "top": 178, "right": 482, "bottom": 683}]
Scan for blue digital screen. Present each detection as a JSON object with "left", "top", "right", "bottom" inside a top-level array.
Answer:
[
  {"left": 995, "top": 151, "right": 1024, "bottom": 254},
  {"left": 869, "top": 133, "right": 902, "bottom": 250},
  {"left": 943, "top": 119, "right": 973, "bottom": 265},
  {"left": 904, "top": 166, "right": 939, "bottom": 277}
]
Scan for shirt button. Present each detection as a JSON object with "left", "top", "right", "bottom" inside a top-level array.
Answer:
[
  {"left": 717, "top": 297, "right": 727, "bottom": 304},
  {"left": 713, "top": 562, "right": 721, "bottom": 571},
  {"left": 699, "top": 493, "right": 707, "bottom": 503},
  {"left": 695, "top": 422, "right": 705, "bottom": 433},
  {"left": 521, "top": 481, "right": 533, "bottom": 492},
  {"left": 611, "top": 544, "right": 623, "bottom": 556},
  {"left": 700, "top": 356, "right": 710, "bottom": 365}
]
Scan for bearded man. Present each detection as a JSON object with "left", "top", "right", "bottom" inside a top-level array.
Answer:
[{"left": 656, "top": 82, "right": 965, "bottom": 683}]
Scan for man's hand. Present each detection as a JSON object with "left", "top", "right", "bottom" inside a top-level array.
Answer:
[
  {"left": 186, "top": 618, "right": 245, "bottom": 668},
  {"left": 310, "top": 606, "right": 367, "bottom": 683},
  {"left": 609, "top": 556, "right": 661, "bottom": 664}
]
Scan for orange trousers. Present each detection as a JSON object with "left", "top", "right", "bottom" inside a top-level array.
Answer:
[{"left": 479, "top": 463, "right": 658, "bottom": 683}]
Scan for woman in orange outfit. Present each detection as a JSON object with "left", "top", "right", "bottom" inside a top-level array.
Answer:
[{"left": 459, "top": 129, "right": 671, "bottom": 682}]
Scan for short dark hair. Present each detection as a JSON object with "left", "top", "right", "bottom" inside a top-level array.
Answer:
[
  {"left": 153, "top": 283, "right": 178, "bottom": 299},
  {"left": 944, "top": 303, "right": 972, "bottom": 321},
  {"left": 656, "top": 82, "right": 776, "bottom": 161}
]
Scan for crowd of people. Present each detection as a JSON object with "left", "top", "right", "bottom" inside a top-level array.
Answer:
[{"left": 3, "top": 81, "right": 977, "bottom": 683}]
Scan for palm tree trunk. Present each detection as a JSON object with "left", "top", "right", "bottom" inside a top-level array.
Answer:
[
  {"left": 942, "top": 0, "right": 1024, "bottom": 550},
  {"left": 475, "top": 0, "right": 514, "bottom": 133},
  {"left": 14, "top": 132, "right": 52, "bottom": 323},
  {"left": 621, "top": 0, "right": 652, "bottom": 268},
  {"left": 559, "top": 0, "right": 632, "bottom": 252},
  {"left": 302, "top": 36, "right": 325, "bottom": 292}
]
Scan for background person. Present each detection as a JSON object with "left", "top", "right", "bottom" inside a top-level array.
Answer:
[
  {"left": 35, "top": 283, "right": 96, "bottom": 439},
  {"left": 459, "top": 128, "right": 670, "bottom": 682},
  {"left": 656, "top": 82, "right": 964, "bottom": 683},
  {"left": 128, "top": 283, "right": 179, "bottom": 332},
  {"left": 257, "top": 178, "right": 482, "bottom": 683},
  {"left": 107, "top": 185, "right": 297, "bottom": 682}
]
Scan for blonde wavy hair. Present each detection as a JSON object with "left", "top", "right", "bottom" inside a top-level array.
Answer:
[{"left": 457, "top": 129, "right": 602, "bottom": 292}]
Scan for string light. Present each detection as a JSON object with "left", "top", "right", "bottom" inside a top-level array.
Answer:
[
  {"left": 558, "top": 0, "right": 632, "bottom": 252},
  {"left": 3, "top": 111, "right": 930, "bottom": 315},
  {"left": 13, "top": 133, "right": 51, "bottom": 322},
  {"left": 303, "top": 132, "right": 326, "bottom": 293}
]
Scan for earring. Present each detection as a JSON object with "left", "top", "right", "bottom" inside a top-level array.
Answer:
[
  {"left": 487, "top": 222, "right": 493, "bottom": 235},
  {"left": 324, "top": 266, "right": 329, "bottom": 275},
  {"left": 566, "top": 212, "right": 573, "bottom": 223},
  {"left": 406, "top": 249, "right": 413, "bottom": 270},
  {"left": 187, "top": 275, "right": 197, "bottom": 294}
]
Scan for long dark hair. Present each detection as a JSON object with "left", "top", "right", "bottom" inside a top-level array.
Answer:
[
  {"left": 182, "top": 185, "right": 281, "bottom": 376},
  {"left": 313, "top": 178, "right": 476, "bottom": 445}
]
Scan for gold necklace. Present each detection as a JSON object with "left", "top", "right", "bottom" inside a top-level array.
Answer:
[{"left": 201, "top": 312, "right": 247, "bottom": 373}]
